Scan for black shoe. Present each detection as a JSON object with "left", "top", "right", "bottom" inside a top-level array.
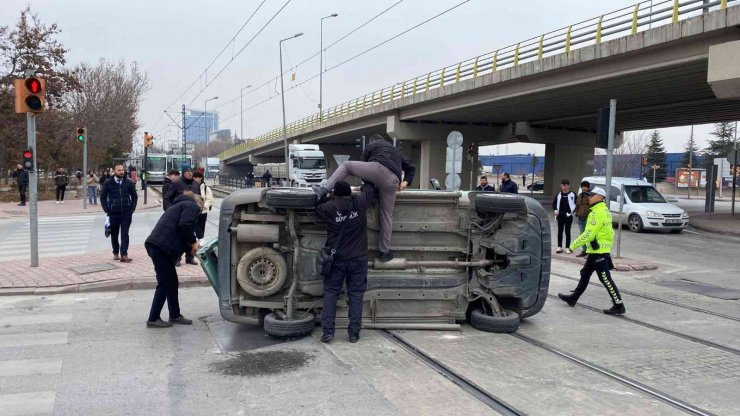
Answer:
[
  {"left": 558, "top": 292, "right": 578, "bottom": 307},
  {"left": 320, "top": 334, "right": 333, "bottom": 343},
  {"left": 147, "top": 319, "right": 173, "bottom": 328},
  {"left": 185, "top": 258, "right": 198, "bottom": 266},
  {"left": 604, "top": 304, "right": 626, "bottom": 315},
  {"left": 169, "top": 315, "right": 193, "bottom": 325},
  {"left": 311, "top": 185, "right": 328, "bottom": 201},
  {"left": 576, "top": 251, "right": 587, "bottom": 258},
  {"left": 104, "top": 227, "right": 111, "bottom": 238},
  {"left": 349, "top": 333, "right": 359, "bottom": 343},
  {"left": 378, "top": 251, "right": 394, "bottom": 262},
  {"left": 17, "top": 203, "right": 25, "bottom": 206}
]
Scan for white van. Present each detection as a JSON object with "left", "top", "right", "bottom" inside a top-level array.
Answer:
[{"left": 582, "top": 177, "right": 689, "bottom": 233}]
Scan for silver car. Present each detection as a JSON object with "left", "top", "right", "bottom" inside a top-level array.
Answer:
[{"left": 199, "top": 188, "right": 551, "bottom": 337}]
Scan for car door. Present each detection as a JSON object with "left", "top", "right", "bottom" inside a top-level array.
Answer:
[{"left": 608, "top": 186, "right": 626, "bottom": 226}]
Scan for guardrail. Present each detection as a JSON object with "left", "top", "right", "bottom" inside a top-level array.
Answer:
[
  {"left": 219, "top": 0, "right": 735, "bottom": 161},
  {"left": 218, "top": 175, "right": 247, "bottom": 189}
]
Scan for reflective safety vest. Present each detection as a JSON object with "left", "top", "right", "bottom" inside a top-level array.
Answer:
[{"left": 570, "top": 201, "right": 613, "bottom": 254}]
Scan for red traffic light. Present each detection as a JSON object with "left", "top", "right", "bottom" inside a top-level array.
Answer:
[
  {"left": 25, "top": 78, "right": 42, "bottom": 93},
  {"left": 23, "top": 151, "right": 33, "bottom": 159}
]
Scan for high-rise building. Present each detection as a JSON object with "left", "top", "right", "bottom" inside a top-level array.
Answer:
[{"left": 184, "top": 109, "right": 219, "bottom": 143}]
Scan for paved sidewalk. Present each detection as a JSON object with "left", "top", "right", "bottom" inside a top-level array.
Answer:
[
  {"left": 688, "top": 213, "right": 740, "bottom": 236},
  {"left": 0, "top": 187, "right": 160, "bottom": 219},
  {"left": 0, "top": 244, "right": 208, "bottom": 295}
]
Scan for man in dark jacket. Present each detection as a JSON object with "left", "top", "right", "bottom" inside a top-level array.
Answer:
[
  {"left": 475, "top": 175, "right": 494, "bottom": 191},
  {"left": 314, "top": 134, "right": 415, "bottom": 262},
  {"left": 499, "top": 172, "right": 519, "bottom": 194},
  {"left": 164, "top": 165, "right": 200, "bottom": 265},
  {"left": 145, "top": 192, "right": 203, "bottom": 328},
  {"left": 101, "top": 164, "right": 138, "bottom": 262},
  {"left": 12, "top": 164, "right": 29, "bottom": 206},
  {"left": 262, "top": 170, "right": 272, "bottom": 187},
  {"left": 246, "top": 171, "right": 255, "bottom": 188},
  {"left": 161, "top": 169, "right": 180, "bottom": 210},
  {"left": 315, "top": 181, "right": 376, "bottom": 343}
]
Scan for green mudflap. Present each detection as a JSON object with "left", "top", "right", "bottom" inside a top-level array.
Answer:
[{"left": 197, "top": 238, "right": 219, "bottom": 294}]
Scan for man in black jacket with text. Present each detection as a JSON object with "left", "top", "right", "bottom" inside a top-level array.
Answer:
[
  {"left": 315, "top": 181, "right": 377, "bottom": 343},
  {"left": 101, "top": 164, "right": 138, "bottom": 262},
  {"left": 145, "top": 192, "right": 203, "bottom": 328}
]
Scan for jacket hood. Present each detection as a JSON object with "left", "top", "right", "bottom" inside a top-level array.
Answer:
[{"left": 174, "top": 194, "right": 196, "bottom": 205}]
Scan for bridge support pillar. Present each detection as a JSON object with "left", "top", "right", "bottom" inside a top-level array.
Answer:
[{"left": 543, "top": 143, "right": 595, "bottom": 196}]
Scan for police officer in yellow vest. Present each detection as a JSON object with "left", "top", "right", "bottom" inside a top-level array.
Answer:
[{"left": 557, "top": 187, "right": 626, "bottom": 315}]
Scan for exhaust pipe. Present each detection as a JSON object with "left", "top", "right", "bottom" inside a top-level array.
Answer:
[{"left": 370, "top": 258, "right": 493, "bottom": 270}]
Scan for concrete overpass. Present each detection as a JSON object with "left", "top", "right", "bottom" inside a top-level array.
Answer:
[{"left": 219, "top": 0, "right": 740, "bottom": 193}]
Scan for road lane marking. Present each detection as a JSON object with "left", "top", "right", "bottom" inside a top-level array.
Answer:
[
  {"left": 0, "top": 314, "right": 73, "bottom": 326},
  {"left": 0, "top": 358, "right": 62, "bottom": 377},
  {"left": 0, "top": 391, "right": 56, "bottom": 416},
  {"left": 0, "top": 332, "right": 68, "bottom": 348}
]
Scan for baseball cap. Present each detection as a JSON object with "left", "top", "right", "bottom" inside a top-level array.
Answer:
[{"left": 590, "top": 187, "right": 606, "bottom": 197}]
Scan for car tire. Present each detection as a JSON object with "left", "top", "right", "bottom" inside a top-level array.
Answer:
[
  {"left": 263, "top": 312, "right": 315, "bottom": 339},
  {"left": 470, "top": 308, "right": 520, "bottom": 333},
  {"left": 628, "top": 214, "right": 643, "bottom": 233},
  {"left": 236, "top": 247, "right": 288, "bottom": 297},
  {"left": 265, "top": 188, "right": 317, "bottom": 209},
  {"left": 475, "top": 193, "right": 527, "bottom": 214}
]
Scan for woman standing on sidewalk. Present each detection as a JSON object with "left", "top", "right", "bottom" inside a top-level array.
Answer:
[
  {"left": 192, "top": 171, "right": 213, "bottom": 243},
  {"left": 54, "top": 168, "right": 69, "bottom": 204},
  {"left": 86, "top": 170, "right": 99, "bottom": 205}
]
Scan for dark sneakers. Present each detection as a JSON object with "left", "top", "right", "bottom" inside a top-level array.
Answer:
[
  {"left": 185, "top": 258, "right": 198, "bottom": 266},
  {"left": 604, "top": 304, "right": 626, "bottom": 315},
  {"left": 378, "top": 251, "right": 394, "bottom": 262},
  {"left": 349, "top": 333, "right": 360, "bottom": 343},
  {"left": 169, "top": 315, "right": 193, "bottom": 325},
  {"left": 557, "top": 292, "right": 578, "bottom": 307},
  {"left": 320, "top": 334, "right": 334, "bottom": 343},
  {"left": 147, "top": 319, "right": 173, "bottom": 328}
]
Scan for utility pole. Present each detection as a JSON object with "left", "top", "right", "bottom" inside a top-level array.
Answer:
[
  {"left": 604, "top": 99, "right": 617, "bottom": 204},
  {"left": 319, "top": 13, "right": 338, "bottom": 121},
  {"left": 733, "top": 121, "right": 738, "bottom": 216},
  {"left": 205, "top": 96, "right": 219, "bottom": 175},
  {"left": 688, "top": 125, "right": 693, "bottom": 200},
  {"left": 240, "top": 84, "right": 252, "bottom": 142},
  {"left": 182, "top": 104, "right": 186, "bottom": 158},
  {"left": 82, "top": 127, "right": 88, "bottom": 210},
  {"left": 280, "top": 33, "right": 304, "bottom": 176},
  {"left": 27, "top": 112, "right": 38, "bottom": 267}
]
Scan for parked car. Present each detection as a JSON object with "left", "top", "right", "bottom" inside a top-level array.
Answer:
[
  {"left": 198, "top": 188, "right": 552, "bottom": 338},
  {"left": 582, "top": 176, "right": 689, "bottom": 233},
  {"left": 527, "top": 180, "right": 544, "bottom": 191}
]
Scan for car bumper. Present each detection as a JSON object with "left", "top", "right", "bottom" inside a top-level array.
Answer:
[{"left": 643, "top": 218, "right": 689, "bottom": 230}]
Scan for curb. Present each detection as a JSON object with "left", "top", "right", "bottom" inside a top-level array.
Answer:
[
  {"left": 552, "top": 253, "right": 659, "bottom": 272},
  {"left": 688, "top": 223, "right": 740, "bottom": 237},
  {"left": 0, "top": 276, "right": 210, "bottom": 296}
]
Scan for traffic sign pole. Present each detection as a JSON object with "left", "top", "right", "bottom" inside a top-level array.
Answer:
[
  {"left": 82, "top": 126, "right": 88, "bottom": 210},
  {"left": 27, "top": 112, "right": 38, "bottom": 267}
]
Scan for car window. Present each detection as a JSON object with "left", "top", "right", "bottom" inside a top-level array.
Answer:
[
  {"left": 610, "top": 186, "right": 621, "bottom": 202},
  {"left": 624, "top": 186, "right": 666, "bottom": 203}
]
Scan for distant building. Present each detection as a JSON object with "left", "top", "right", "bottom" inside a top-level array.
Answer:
[{"left": 184, "top": 109, "right": 219, "bottom": 143}]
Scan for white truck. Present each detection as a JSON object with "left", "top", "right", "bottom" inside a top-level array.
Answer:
[
  {"left": 253, "top": 144, "right": 326, "bottom": 187},
  {"left": 201, "top": 157, "right": 220, "bottom": 178}
]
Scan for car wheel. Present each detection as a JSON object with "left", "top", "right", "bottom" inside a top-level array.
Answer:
[
  {"left": 470, "top": 308, "right": 520, "bottom": 333},
  {"left": 265, "top": 188, "right": 316, "bottom": 209},
  {"left": 263, "top": 312, "right": 315, "bottom": 339},
  {"left": 236, "top": 247, "right": 288, "bottom": 297},
  {"left": 475, "top": 193, "right": 527, "bottom": 214},
  {"left": 670, "top": 229, "right": 683, "bottom": 234},
  {"left": 628, "top": 214, "right": 643, "bottom": 233}
]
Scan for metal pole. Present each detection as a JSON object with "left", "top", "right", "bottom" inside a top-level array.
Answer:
[
  {"left": 452, "top": 143, "right": 457, "bottom": 191},
  {"left": 280, "top": 40, "right": 288, "bottom": 172},
  {"left": 688, "top": 125, "right": 693, "bottom": 200},
  {"left": 205, "top": 101, "right": 209, "bottom": 171},
  {"left": 733, "top": 121, "right": 737, "bottom": 216},
  {"left": 616, "top": 184, "right": 625, "bottom": 258},
  {"left": 27, "top": 112, "right": 38, "bottom": 267},
  {"left": 182, "top": 104, "right": 187, "bottom": 158},
  {"left": 240, "top": 89, "right": 244, "bottom": 141},
  {"left": 319, "top": 18, "right": 323, "bottom": 121},
  {"left": 652, "top": 166, "right": 656, "bottom": 186},
  {"left": 83, "top": 126, "right": 88, "bottom": 210},
  {"left": 143, "top": 146, "right": 148, "bottom": 205},
  {"left": 530, "top": 156, "right": 535, "bottom": 197},
  {"left": 604, "top": 99, "right": 617, "bottom": 204}
]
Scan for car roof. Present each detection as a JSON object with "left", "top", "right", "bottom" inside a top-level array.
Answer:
[{"left": 582, "top": 176, "right": 652, "bottom": 186}]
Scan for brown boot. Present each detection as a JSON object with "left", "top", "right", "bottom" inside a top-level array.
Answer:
[
  {"left": 113, "top": 254, "right": 120, "bottom": 261},
  {"left": 120, "top": 256, "right": 132, "bottom": 263}
]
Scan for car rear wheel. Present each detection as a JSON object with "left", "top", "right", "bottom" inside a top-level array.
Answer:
[
  {"left": 470, "top": 308, "right": 520, "bottom": 333},
  {"left": 628, "top": 214, "right": 643, "bottom": 233},
  {"left": 265, "top": 188, "right": 317, "bottom": 209},
  {"left": 263, "top": 312, "right": 315, "bottom": 339},
  {"left": 475, "top": 193, "right": 527, "bottom": 214},
  {"left": 236, "top": 247, "right": 288, "bottom": 297}
]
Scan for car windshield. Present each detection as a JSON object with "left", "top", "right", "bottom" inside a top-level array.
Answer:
[
  {"left": 625, "top": 185, "right": 666, "bottom": 203},
  {"left": 298, "top": 158, "right": 325, "bottom": 169}
]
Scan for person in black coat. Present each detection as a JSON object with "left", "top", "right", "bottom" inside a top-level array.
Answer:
[
  {"left": 12, "top": 164, "right": 29, "bottom": 206},
  {"left": 161, "top": 169, "right": 180, "bottom": 211},
  {"left": 101, "top": 164, "right": 138, "bottom": 262},
  {"left": 163, "top": 165, "right": 200, "bottom": 265},
  {"left": 475, "top": 175, "right": 495, "bottom": 191},
  {"left": 262, "top": 170, "right": 272, "bottom": 187},
  {"left": 145, "top": 192, "right": 203, "bottom": 328}
]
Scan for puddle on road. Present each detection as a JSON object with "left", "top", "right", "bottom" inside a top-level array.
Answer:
[{"left": 210, "top": 349, "right": 314, "bottom": 377}]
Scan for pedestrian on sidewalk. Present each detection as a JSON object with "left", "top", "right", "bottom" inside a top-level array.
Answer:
[
  {"left": 145, "top": 192, "right": 204, "bottom": 328},
  {"left": 54, "top": 168, "right": 69, "bottom": 204},
  {"left": 101, "top": 164, "right": 138, "bottom": 263},
  {"left": 500, "top": 172, "right": 518, "bottom": 193},
  {"left": 558, "top": 187, "right": 626, "bottom": 315},
  {"left": 129, "top": 166, "right": 139, "bottom": 190},
  {"left": 246, "top": 171, "right": 254, "bottom": 188},
  {"left": 574, "top": 180, "right": 591, "bottom": 257},
  {"left": 164, "top": 165, "right": 200, "bottom": 266},
  {"left": 522, "top": 174, "right": 527, "bottom": 188},
  {"left": 552, "top": 179, "right": 576, "bottom": 254},
  {"left": 262, "top": 170, "right": 272, "bottom": 187},
  {"left": 312, "top": 134, "right": 415, "bottom": 262},
  {"left": 161, "top": 169, "right": 180, "bottom": 211},
  {"left": 192, "top": 171, "right": 213, "bottom": 244},
  {"left": 11, "top": 163, "right": 28, "bottom": 206},
  {"left": 86, "top": 170, "right": 99, "bottom": 206},
  {"left": 315, "top": 181, "right": 377, "bottom": 343}
]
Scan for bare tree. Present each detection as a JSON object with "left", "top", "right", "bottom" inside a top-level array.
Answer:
[{"left": 596, "top": 131, "right": 649, "bottom": 177}]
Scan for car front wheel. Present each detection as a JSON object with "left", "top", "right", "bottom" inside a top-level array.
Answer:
[{"left": 628, "top": 214, "right": 643, "bottom": 233}]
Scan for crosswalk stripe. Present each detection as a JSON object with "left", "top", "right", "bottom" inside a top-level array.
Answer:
[
  {"left": 0, "top": 332, "right": 68, "bottom": 348},
  {"left": 0, "top": 314, "right": 73, "bottom": 326},
  {"left": 0, "top": 358, "right": 63, "bottom": 377},
  {"left": 0, "top": 391, "right": 56, "bottom": 416}
]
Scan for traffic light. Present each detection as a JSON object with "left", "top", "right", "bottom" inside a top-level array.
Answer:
[
  {"left": 355, "top": 135, "right": 366, "bottom": 150},
  {"left": 14, "top": 77, "right": 47, "bottom": 113},
  {"left": 76, "top": 127, "right": 86, "bottom": 143},
  {"left": 641, "top": 156, "right": 648, "bottom": 166},
  {"left": 596, "top": 107, "right": 610, "bottom": 149},
  {"left": 467, "top": 143, "right": 475, "bottom": 157},
  {"left": 22, "top": 149, "right": 33, "bottom": 171},
  {"left": 144, "top": 132, "right": 154, "bottom": 148}
]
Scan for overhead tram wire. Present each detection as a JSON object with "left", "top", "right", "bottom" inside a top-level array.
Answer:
[
  {"left": 186, "top": 0, "right": 294, "bottom": 108},
  {"left": 210, "top": 0, "right": 407, "bottom": 113},
  {"left": 219, "top": 0, "right": 470, "bottom": 124}
]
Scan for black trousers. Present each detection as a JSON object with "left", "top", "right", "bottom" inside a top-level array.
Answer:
[
  {"left": 147, "top": 245, "right": 181, "bottom": 321},
  {"left": 56, "top": 185, "right": 66, "bottom": 201},
  {"left": 18, "top": 184, "right": 27, "bottom": 205},
  {"left": 109, "top": 211, "right": 133, "bottom": 256},
  {"left": 574, "top": 254, "right": 622, "bottom": 305},
  {"left": 556, "top": 215, "right": 573, "bottom": 248},
  {"left": 322, "top": 257, "right": 368, "bottom": 336},
  {"left": 195, "top": 213, "right": 207, "bottom": 239}
]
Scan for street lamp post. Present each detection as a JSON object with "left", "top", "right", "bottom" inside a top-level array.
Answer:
[
  {"left": 205, "top": 96, "right": 219, "bottom": 175},
  {"left": 280, "top": 32, "right": 304, "bottom": 175},
  {"left": 240, "top": 84, "right": 252, "bottom": 143},
  {"left": 319, "top": 13, "right": 338, "bottom": 121}
]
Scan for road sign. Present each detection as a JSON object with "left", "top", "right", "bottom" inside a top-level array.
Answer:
[
  {"left": 445, "top": 173, "right": 461, "bottom": 190},
  {"left": 651, "top": 164, "right": 660, "bottom": 170},
  {"left": 446, "top": 131, "right": 463, "bottom": 148},
  {"left": 446, "top": 148, "right": 462, "bottom": 173},
  {"left": 494, "top": 164, "right": 503, "bottom": 172},
  {"left": 728, "top": 150, "right": 738, "bottom": 165}
]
